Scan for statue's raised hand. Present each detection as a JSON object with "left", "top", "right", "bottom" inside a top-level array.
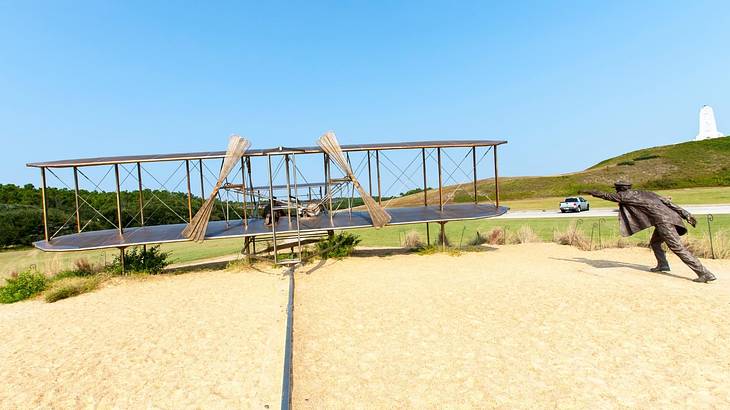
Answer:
[{"left": 687, "top": 215, "right": 697, "bottom": 227}]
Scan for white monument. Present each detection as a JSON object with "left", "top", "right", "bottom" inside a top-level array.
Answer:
[{"left": 695, "top": 105, "right": 724, "bottom": 140}]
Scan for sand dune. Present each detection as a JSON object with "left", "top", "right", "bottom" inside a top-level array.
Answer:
[
  {"left": 293, "top": 244, "right": 730, "bottom": 408},
  {"left": 0, "top": 270, "right": 289, "bottom": 408}
]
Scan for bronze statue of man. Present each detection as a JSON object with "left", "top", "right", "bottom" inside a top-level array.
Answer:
[{"left": 580, "top": 181, "right": 716, "bottom": 283}]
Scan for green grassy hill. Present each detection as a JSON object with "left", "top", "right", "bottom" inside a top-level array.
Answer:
[{"left": 390, "top": 137, "right": 730, "bottom": 206}]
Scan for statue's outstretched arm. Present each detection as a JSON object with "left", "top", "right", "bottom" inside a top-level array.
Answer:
[
  {"left": 579, "top": 190, "right": 621, "bottom": 203},
  {"left": 660, "top": 196, "right": 697, "bottom": 227}
]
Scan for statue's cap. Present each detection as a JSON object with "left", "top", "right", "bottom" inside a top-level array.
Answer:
[{"left": 614, "top": 180, "right": 632, "bottom": 188}]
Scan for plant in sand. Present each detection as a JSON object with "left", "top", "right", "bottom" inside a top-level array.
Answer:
[
  {"left": 0, "top": 268, "right": 48, "bottom": 303},
  {"left": 108, "top": 245, "right": 171, "bottom": 274},
  {"left": 44, "top": 275, "right": 105, "bottom": 303},
  {"left": 510, "top": 225, "right": 541, "bottom": 244},
  {"left": 316, "top": 232, "right": 361, "bottom": 259},
  {"left": 402, "top": 230, "right": 423, "bottom": 249},
  {"left": 553, "top": 223, "right": 591, "bottom": 250},
  {"left": 683, "top": 231, "right": 730, "bottom": 259}
]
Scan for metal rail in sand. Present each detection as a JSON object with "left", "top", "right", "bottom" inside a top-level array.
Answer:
[{"left": 280, "top": 267, "right": 295, "bottom": 410}]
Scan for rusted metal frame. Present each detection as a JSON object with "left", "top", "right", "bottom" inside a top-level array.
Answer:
[
  {"left": 292, "top": 154, "right": 302, "bottom": 262},
  {"left": 284, "top": 154, "right": 292, "bottom": 224},
  {"left": 367, "top": 150, "right": 373, "bottom": 196},
  {"left": 185, "top": 160, "right": 193, "bottom": 222},
  {"left": 494, "top": 145, "right": 500, "bottom": 207},
  {"left": 137, "top": 163, "right": 145, "bottom": 226},
  {"left": 437, "top": 148, "right": 443, "bottom": 211},
  {"left": 240, "top": 158, "right": 248, "bottom": 227},
  {"left": 472, "top": 146, "right": 478, "bottom": 204},
  {"left": 421, "top": 148, "right": 430, "bottom": 245},
  {"left": 375, "top": 150, "right": 382, "bottom": 206},
  {"left": 199, "top": 159, "right": 205, "bottom": 202},
  {"left": 346, "top": 152, "right": 354, "bottom": 216},
  {"left": 325, "top": 154, "right": 333, "bottom": 223},
  {"left": 114, "top": 164, "right": 123, "bottom": 235},
  {"left": 73, "top": 167, "right": 81, "bottom": 233},
  {"left": 267, "top": 154, "right": 280, "bottom": 263},
  {"left": 246, "top": 157, "right": 256, "bottom": 218},
  {"left": 40, "top": 167, "right": 49, "bottom": 241}
]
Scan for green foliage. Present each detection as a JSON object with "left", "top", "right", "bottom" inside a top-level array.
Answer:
[
  {"left": 617, "top": 160, "right": 635, "bottom": 166},
  {"left": 400, "top": 187, "right": 432, "bottom": 197},
  {"left": 0, "top": 183, "right": 232, "bottom": 248},
  {"left": 108, "top": 245, "right": 171, "bottom": 274},
  {"left": 633, "top": 154, "right": 660, "bottom": 161},
  {"left": 316, "top": 232, "right": 361, "bottom": 259},
  {"left": 44, "top": 276, "right": 102, "bottom": 303},
  {"left": 0, "top": 268, "right": 48, "bottom": 303},
  {"left": 53, "top": 258, "right": 99, "bottom": 280}
]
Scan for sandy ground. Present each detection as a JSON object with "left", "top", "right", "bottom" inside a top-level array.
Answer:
[
  {"left": 0, "top": 269, "right": 289, "bottom": 408},
  {"left": 293, "top": 243, "right": 730, "bottom": 408}
]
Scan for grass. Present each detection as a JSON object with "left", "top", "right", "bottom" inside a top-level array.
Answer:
[
  {"left": 44, "top": 275, "right": 105, "bottom": 303},
  {"left": 2, "top": 210, "right": 729, "bottom": 281}
]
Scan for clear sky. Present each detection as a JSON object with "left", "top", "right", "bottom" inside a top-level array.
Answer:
[{"left": 1, "top": 1, "right": 728, "bottom": 187}]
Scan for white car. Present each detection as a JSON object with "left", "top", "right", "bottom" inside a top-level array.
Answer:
[{"left": 559, "top": 196, "right": 589, "bottom": 213}]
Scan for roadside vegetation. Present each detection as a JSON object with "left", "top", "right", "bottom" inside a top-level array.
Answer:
[{"left": 0, "top": 246, "right": 171, "bottom": 304}]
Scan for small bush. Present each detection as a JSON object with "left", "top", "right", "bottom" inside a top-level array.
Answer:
[
  {"left": 108, "top": 245, "right": 171, "bottom": 274},
  {"left": 316, "top": 233, "right": 361, "bottom": 259},
  {"left": 510, "top": 225, "right": 540, "bottom": 244},
  {"left": 403, "top": 230, "right": 423, "bottom": 249},
  {"left": 0, "top": 268, "right": 48, "bottom": 303},
  {"left": 53, "top": 258, "right": 101, "bottom": 280},
  {"left": 617, "top": 160, "right": 635, "bottom": 166},
  {"left": 44, "top": 276, "right": 102, "bottom": 303},
  {"left": 415, "top": 244, "right": 438, "bottom": 255},
  {"left": 553, "top": 223, "right": 591, "bottom": 250},
  {"left": 633, "top": 154, "right": 660, "bottom": 161},
  {"left": 436, "top": 226, "right": 451, "bottom": 247},
  {"left": 469, "top": 231, "right": 488, "bottom": 246}
]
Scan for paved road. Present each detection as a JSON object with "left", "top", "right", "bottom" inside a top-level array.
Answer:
[{"left": 496, "top": 204, "right": 730, "bottom": 220}]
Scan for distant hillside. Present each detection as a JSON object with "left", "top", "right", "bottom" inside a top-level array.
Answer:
[{"left": 389, "top": 137, "right": 730, "bottom": 206}]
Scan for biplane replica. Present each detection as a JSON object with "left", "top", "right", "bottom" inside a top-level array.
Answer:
[{"left": 27, "top": 132, "right": 508, "bottom": 268}]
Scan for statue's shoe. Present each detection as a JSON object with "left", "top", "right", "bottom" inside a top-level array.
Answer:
[
  {"left": 693, "top": 272, "right": 717, "bottom": 283},
  {"left": 650, "top": 266, "right": 670, "bottom": 272}
]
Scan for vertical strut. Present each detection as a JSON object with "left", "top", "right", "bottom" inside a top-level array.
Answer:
[
  {"left": 437, "top": 148, "right": 443, "bottom": 211},
  {"left": 137, "top": 162, "right": 144, "bottom": 226},
  {"left": 268, "top": 154, "right": 278, "bottom": 263},
  {"left": 199, "top": 159, "right": 205, "bottom": 201},
  {"left": 422, "top": 148, "right": 429, "bottom": 244},
  {"left": 367, "top": 150, "right": 373, "bottom": 196},
  {"left": 472, "top": 146, "right": 478, "bottom": 204},
  {"left": 284, "top": 154, "right": 292, "bottom": 223},
  {"left": 241, "top": 158, "right": 248, "bottom": 227},
  {"left": 114, "top": 164, "right": 123, "bottom": 235},
  {"left": 375, "top": 150, "right": 382, "bottom": 206},
  {"left": 494, "top": 145, "right": 500, "bottom": 208},
  {"left": 40, "top": 167, "right": 49, "bottom": 241},
  {"left": 185, "top": 160, "right": 193, "bottom": 222},
  {"left": 73, "top": 166, "right": 81, "bottom": 233}
]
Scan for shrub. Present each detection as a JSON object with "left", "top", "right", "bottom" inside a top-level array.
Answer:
[
  {"left": 415, "top": 244, "right": 438, "bottom": 255},
  {"left": 108, "top": 245, "right": 171, "bottom": 274},
  {"left": 633, "top": 154, "right": 660, "bottom": 161},
  {"left": 436, "top": 226, "right": 451, "bottom": 247},
  {"left": 44, "top": 276, "right": 102, "bottom": 303},
  {"left": 510, "top": 225, "right": 540, "bottom": 244},
  {"left": 553, "top": 223, "right": 591, "bottom": 250},
  {"left": 53, "top": 258, "right": 101, "bottom": 280},
  {"left": 403, "top": 230, "right": 423, "bottom": 249},
  {"left": 0, "top": 268, "right": 48, "bottom": 303},
  {"left": 316, "top": 233, "right": 361, "bottom": 259},
  {"left": 617, "top": 160, "right": 635, "bottom": 166}
]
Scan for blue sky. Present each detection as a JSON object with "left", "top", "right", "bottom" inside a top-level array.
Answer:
[{"left": 1, "top": 1, "right": 728, "bottom": 188}]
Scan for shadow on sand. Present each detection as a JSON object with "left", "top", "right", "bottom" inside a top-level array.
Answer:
[{"left": 551, "top": 257, "right": 694, "bottom": 282}]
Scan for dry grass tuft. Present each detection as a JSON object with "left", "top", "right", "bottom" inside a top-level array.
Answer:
[
  {"left": 403, "top": 230, "right": 423, "bottom": 249},
  {"left": 553, "top": 223, "right": 591, "bottom": 250},
  {"left": 509, "top": 225, "right": 541, "bottom": 244},
  {"left": 683, "top": 231, "right": 730, "bottom": 259},
  {"left": 44, "top": 275, "right": 105, "bottom": 303}
]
